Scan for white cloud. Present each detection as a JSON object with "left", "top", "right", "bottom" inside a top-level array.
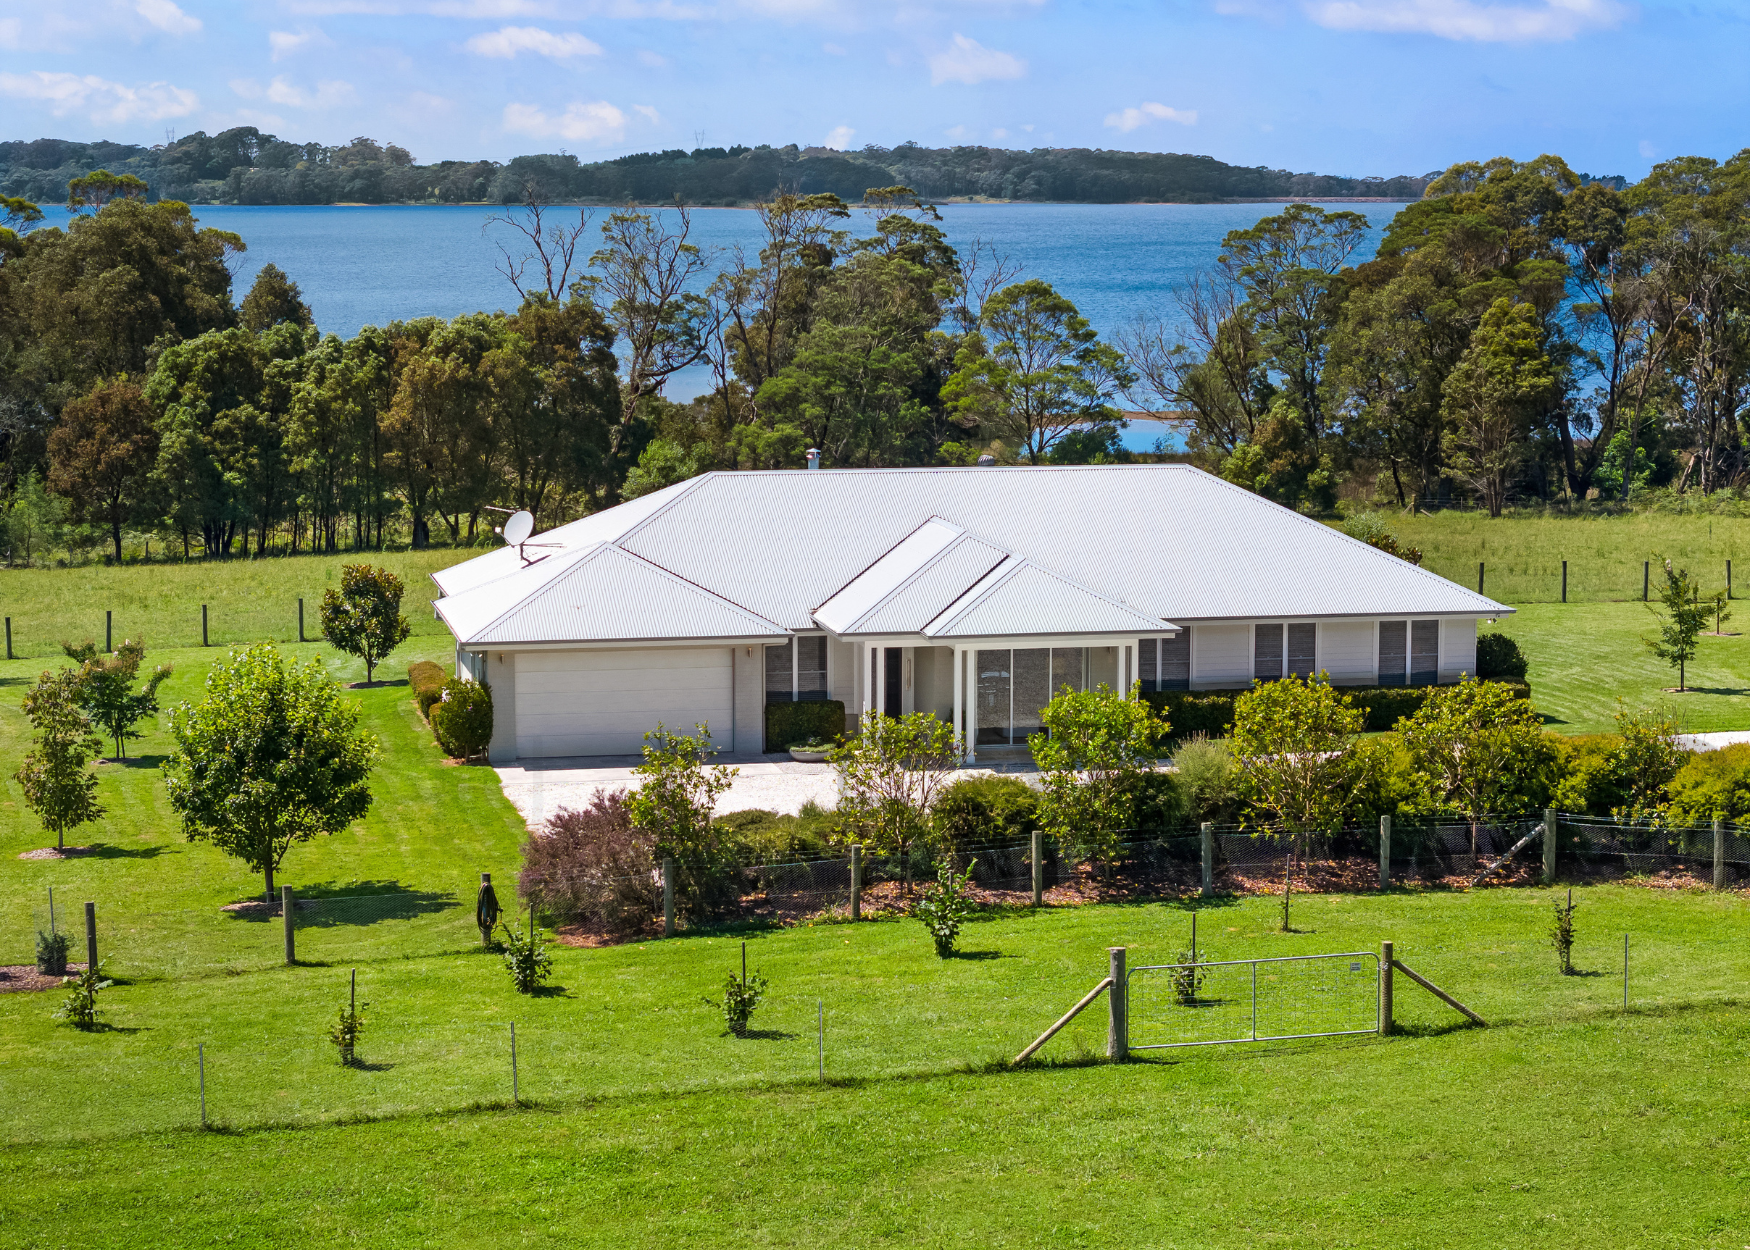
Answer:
[
  {"left": 504, "top": 99, "right": 627, "bottom": 143},
  {"left": 232, "top": 76, "right": 356, "bottom": 108},
  {"left": 465, "top": 25, "right": 604, "bottom": 58},
  {"left": 824, "top": 124, "right": 854, "bottom": 149},
  {"left": 633, "top": 103, "right": 661, "bottom": 122},
  {"left": 943, "top": 124, "right": 969, "bottom": 140},
  {"left": 1103, "top": 101, "right": 1197, "bottom": 131},
  {"left": 270, "top": 27, "right": 333, "bottom": 59},
  {"left": 991, "top": 126, "right": 1008, "bottom": 139},
  {"left": 636, "top": 48, "right": 668, "bottom": 66},
  {"left": 136, "top": 0, "right": 201, "bottom": 35},
  {"left": 928, "top": 33, "right": 1025, "bottom": 86},
  {"left": 1304, "top": 0, "right": 1628, "bottom": 41},
  {"left": 0, "top": 70, "right": 197, "bottom": 122}
]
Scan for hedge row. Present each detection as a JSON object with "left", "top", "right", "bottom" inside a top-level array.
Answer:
[
  {"left": 408, "top": 661, "right": 446, "bottom": 717},
  {"left": 766, "top": 699, "right": 847, "bottom": 752},
  {"left": 1143, "top": 679, "right": 1533, "bottom": 738}
]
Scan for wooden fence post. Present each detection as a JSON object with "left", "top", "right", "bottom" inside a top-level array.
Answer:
[
  {"left": 662, "top": 857, "right": 674, "bottom": 937},
  {"left": 1715, "top": 817, "right": 1726, "bottom": 891},
  {"left": 1107, "top": 947, "right": 1127, "bottom": 1062},
  {"left": 105, "top": 610, "right": 112, "bottom": 654},
  {"left": 1477, "top": 561, "right": 1484, "bottom": 594},
  {"left": 1543, "top": 807, "right": 1558, "bottom": 884},
  {"left": 1380, "top": 940, "right": 1394, "bottom": 1036},
  {"left": 84, "top": 901, "right": 97, "bottom": 972},
  {"left": 201, "top": 604, "right": 209, "bottom": 647},
  {"left": 1643, "top": 561, "right": 1650, "bottom": 602},
  {"left": 282, "top": 885, "right": 295, "bottom": 965},
  {"left": 1031, "top": 829, "right": 1044, "bottom": 907},
  {"left": 298, "top": 598, "right": 305, "bottom": 643},
  {"left": 850, "top": 844, "right": 862, "bottom": 920},
  {"left": 1730, "top": 560, "right": 1734, "bottom": 601},
  {"left": 4, "top": 617, "right": 10, "bottom": 660},
  {"left": 1561, "top": 560, "right": 1568, "bottom": 603},
  {"left": 1200, "top": 822, "right": 1213, "bottom": 897},
  {"left": 1379, "top": 814, "right": 1392, "bottom": 890}
]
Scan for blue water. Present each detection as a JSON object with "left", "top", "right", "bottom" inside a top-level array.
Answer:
[{"left": 31, "top": 201, "right": 1409, "bottom": 452}]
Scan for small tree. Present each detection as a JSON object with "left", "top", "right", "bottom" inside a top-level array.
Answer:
[
  {"left": 1398, "top": 677, "right": 1553, "bottom": 856},
  {"left": 320, "top": 564, "right": 413, "bottom": 684},
  {"left": 832, "top": 711, "right": 961, "bottom": 889},
  {"left": 627, "top": 723, "right": 739, "bottom": 920},
  {"left": 163, "top": 645, "right": 379, "bottom": 901},
  {"left": 1610, "top": 702, "right": 1687, "bottom": 824},
  {"left": 1030, "top": 683, "right": 1167, "bottom": 871},
  {"left": 914, "top": 858, "right": 977, "bottom": 958},
  {"left": 1645, "top": 558, "right": 1710, "bottom": 692},
  {"left": 16, "top": 669, "right": 104, "bottom": 851},
  {"left": 63, "top": 638, "right": 172, "bottom": 760},
  {"left": 1229, "top": 675, "right": 1368, "bottom": 931}
]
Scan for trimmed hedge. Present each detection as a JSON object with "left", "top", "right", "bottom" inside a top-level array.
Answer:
[
  {"left": 765, "top": 699, "right": 846, "bottom": 752},
  {"left": 408, "top": 661, "right": 446, "bottom": 717},
  {"left": 1145, "top": 679, "right": 1532, "bottom": 737},
  {"left": 431, "top": 678, "right": 494, "bottom": 759}
]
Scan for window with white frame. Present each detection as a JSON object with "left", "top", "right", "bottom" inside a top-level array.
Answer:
[
  {"left": 765, "top": 636, "right": 829, "bottom": 703},
  {"left": 1137, "top": 634, "right": 1189, "bottom": 692},
  {"left": 1255, "top": 622, "right": 1318, "bottom": 682}
]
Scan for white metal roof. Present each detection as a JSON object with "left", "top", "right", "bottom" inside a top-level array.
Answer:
[
  {"left": 435, "top": 542, "right": 787, "bottom": 646},
  {"left": 922, "top": 557, "right": 1171, "bottom": 639},
  {"left": 433, "top": 465, "right": 1509, "bottom": 649}
]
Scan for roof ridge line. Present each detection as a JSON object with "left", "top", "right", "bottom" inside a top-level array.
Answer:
[
  {"left": 811, "top": 515, "right": 967, "bottom": 618},
  {"left": 444, "top": 542, "right": 605, "bottom": 642},
  {"left": 843, "top": 526, "right": 1006, "bottom": 633},
  {"left": 602, "top": 544, "right": 790, "bottom": 634},
  {"left": 608, "top": 473, "right": 719, "bottom": 553}
]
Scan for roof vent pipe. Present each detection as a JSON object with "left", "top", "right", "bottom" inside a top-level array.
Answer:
[
  {"left": 805, "top": 448, "right": 820, "bottom": 471},
  {"left": 976, "top": 454, "right": 996, "bottom": 466}
]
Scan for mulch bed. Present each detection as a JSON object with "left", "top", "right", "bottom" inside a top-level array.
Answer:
[
  {"left": 0, "top": 963, "right": 88, "bottom": 993},
  {"left": 17, "top": 846, "right": 95, "bottom": 861}
]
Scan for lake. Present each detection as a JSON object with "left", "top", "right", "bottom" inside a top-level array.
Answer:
[{"left": 31, "top": 200, "right": 1410, "bottom": 451}]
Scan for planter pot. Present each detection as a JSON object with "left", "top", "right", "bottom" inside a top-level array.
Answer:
[{"left": 789, "top": 747, "right": 831, "bottom": 763}]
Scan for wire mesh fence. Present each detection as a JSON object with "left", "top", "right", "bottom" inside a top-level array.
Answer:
[{"left": 1129, "top": 952, "right": 1381, "bottom": 1049}]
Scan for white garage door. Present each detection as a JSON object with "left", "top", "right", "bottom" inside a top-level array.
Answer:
[{"left": 515, "top": 647, "right": 734, "bottom": 758}]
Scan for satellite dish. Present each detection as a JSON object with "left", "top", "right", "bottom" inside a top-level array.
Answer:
[{"left": 502, "top": 510, "right": 535, "bottom": 545}]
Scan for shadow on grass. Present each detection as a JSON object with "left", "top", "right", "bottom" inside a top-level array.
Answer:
[
  {"left": 1391, "top": 1018, "right": 1485, "bottom": 1038},
  {"left": 115, "top": 754, "right": 168, "bottom": 770},
  {"left": 344, "top": 1060, "right": 396, "bottom": 1072},
  {"left": 223, "top": 882, "right": 455, "bottom": 927},
  {"left": 945, "top": 949, "right": 1009, "bottom": 961},
  {"left": 83, "top": 843, "right": 179, "bottom": 860},
  {"left": 729, "top": 1027, "right": 798, "bottom": 1041}
]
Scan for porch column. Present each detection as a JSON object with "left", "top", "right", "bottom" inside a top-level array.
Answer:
[
  {"left": 965, "top": 648, "right": 977, "bottom": 764},
  {"left": 952, "top": 645, "right": 965, "bottom": 764},
  {"left": 876, "top": 643, "right": 887, "bottom": 720}
]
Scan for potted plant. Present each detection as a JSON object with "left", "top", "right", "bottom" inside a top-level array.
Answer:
[{"left": 788, "top": 738, "right": 834, "bottom": 763}]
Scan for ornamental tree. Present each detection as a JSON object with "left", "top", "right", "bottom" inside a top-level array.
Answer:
[
  {"left": 1030, "top": 683, "right": 1167, "bottom": 871},
  {"left": 833, "top": 711, "right": 962, "bottom": 888},
  {"left": 163, "top": 645, "right": 379, "bottom": 901},
  {"left": 1397, "top": 676, "right": 1553, "bottom": 856},
  {"left": 628, "top": 722, "right": 739, "bottom": 920},
  {"left": 16, "top": 668, "right": 104, "bottom": 851},
  {"left": 1645, "top": 558, "right": 1710, "bottom": 692},
  {"left": 1230, "top": 675, "right": 1368, "bottom": 930},
  {"left": 320, "top": 563, "right": 412, "bottom": 684},
  {"left": 62, "top": 638, "right": 172, "bottom": 760}
]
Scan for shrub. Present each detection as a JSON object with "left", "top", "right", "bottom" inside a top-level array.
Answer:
[
  {"left": 932, "top": 776, "right": 1038, "bottom": 848},
  {"left": 1146, "top": 680, "right": 1531, "bottom": 738},
  {"left": 327, "top": 997, "right": 368, "bottom": 1066},
  {"left": 408, "top": 661, "right": 446, "bottom": 717},
  {"left": 518, "top": 789, "right": 664, "bottom": 934},
  {"left": 1667, "top": 743, "right": 1750, "bottom": 825},
  {"left": 431, "top": 678, "right": 493, "bottom": 758},
  {"left": 1171, "top": 734, "right": 1237, "bottom": 823},
  {"left": 766, "top": 699, "right": 846, "bottom": 752},
  {"left": 715, "top": 802, "right": 838, "bottom": 863},
  {"left": 630, "top": 724, "right": 744, "bottom": 922},
  {"left": 1551, "top": 735, "right": 1627, "bottom": 816},
  {"left": 914, "top": 859, "right": 977, "bottom": 958},
  {"left": 501, "top": 920, "right": 553, "bottom": 994},
  {"left": 1340, "top": 511, "right": 1423, "bottom": 565},
  {"left": 705, "top": 966, "right": 768, "bottom": 1035},
  {"left": 35, "top": 929, "right": 69, "bottom": 976},
  {"left": 1130, "top": 770, "right": 1186, "bottom": 832},
  {"left": 1476, "top": 633, "right": 1529, "bottom": 680},
  {"left": 53, "top": 963, "right": 112, "bottom": 1030}
]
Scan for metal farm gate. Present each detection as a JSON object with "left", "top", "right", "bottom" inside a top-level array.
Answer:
[{"left": 1126, "top": 951, "right": 1381, "bottom": 1050}]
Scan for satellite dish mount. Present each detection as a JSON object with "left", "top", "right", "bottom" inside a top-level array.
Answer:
[{"left": 484, "top": 506, "right": 557, "bottom": 565}]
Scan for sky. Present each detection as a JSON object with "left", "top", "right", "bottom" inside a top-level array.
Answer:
[{"left": 0, "top": 0, "right": 1745, "bottom": 181}]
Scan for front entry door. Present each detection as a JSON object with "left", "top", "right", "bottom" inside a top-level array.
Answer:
[{"left": 883, "top": 647, "right": 903, "bottom": 717}]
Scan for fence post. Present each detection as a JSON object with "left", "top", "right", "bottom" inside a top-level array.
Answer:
[
  {"left": 1715, "top": 816, "right": 1726, "bottom": 890},
  {"left": 1561, "top": 560, "right": 1568, "bottom": 603},
  {"left": 662, "top": 857, "right": 674, "bottom": 937},
  {"left": 1107, "top": 947, "right": 1127, "bottom": 1061},
  {"left": 510, "top": 1022, "right": 519, "bottom": 1105},
  {"left": 1031, "top": 829, "right": 1044, "bottom": 906},
  {"left": 1379, "top": 814, "right": 1392, "bottom": 890},
  {"left": 282, "top": 885, "right": 295, "bottom": 965},
  {"left": 1200, "top": 822, "right": 1213, "bottom": 897},
  {"left": 201, "top": 604, "right": 208, "bottom": 647},
  {"left": 1477, "top": 561, "right": 1484, "bottom": 595},
  {"left": 4, "top": 617, "right": 10, "bottom": 660},
  {"left": 1730, "top": 560, "right": 1734, "bottom": 601},
  {"left": 105, "top": 610, "right": 112, "bottom": 653},
  {"left": 1543, "top": 807, "right": 1558, "bottom": 884},
  {"left": 1380, "top": 940, "right": 1393, "bottom": 1036},
  {"left": 850, "top": 843, "right": 862, "bottom": 920},
  {"left": 198, "top": 1042, "right": 207, "bottom": 1128},
  {"left": 1643, "top": 561, "right": 1650, "bottom": 602},
  {"left": 298, "top": 598, "right": 305, "bottom": 643},
  {"left": 84, "top": 901, "right": 97, "bottom": 972}
]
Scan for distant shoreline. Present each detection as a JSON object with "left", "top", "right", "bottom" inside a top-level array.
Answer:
[{"left": 176, "top": 196, "right": 1414, "bottom": 211}]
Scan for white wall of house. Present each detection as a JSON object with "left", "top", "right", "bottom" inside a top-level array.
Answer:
[
  {"left": 913, "top": 645, "right": 955, "bottom": 721},
  {"left": 1442, "top": 617, "right": 1479, "bottom": 681},
  {"left": 485, "top": 651, "right": 518, "bottom": 765},
  {"left": 1319, "top": 620, "right": 1376, "bottom": 685},
  {"left": 732, "top": 644, "right": 764, "bottom": 753},
  {"left": 1190, "top": 622, "right": 1252, "bottom": 688}
]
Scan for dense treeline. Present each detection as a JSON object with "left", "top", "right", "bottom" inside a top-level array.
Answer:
[
  {"left": 2, "top": 147, "right": 1745, "bottom": 567},
  {"left": 0, "top": 129, "right": 1444, "bottom": 207},
  {"left": 1123, "top": 152, "right": 1750, "bottom": 513}
]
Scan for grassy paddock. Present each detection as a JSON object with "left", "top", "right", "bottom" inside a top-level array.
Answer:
[
  {"left": 0, "top": 549, "right": 474, "bottom": 659},
  {"left": 1383, "top": 510, "right": 1750, "bottom": 603}
]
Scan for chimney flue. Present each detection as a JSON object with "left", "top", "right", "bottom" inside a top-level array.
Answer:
[
  {"left": 976, "top": 453, "right": 996, "bottom": 466},
  {"left": 805, "top": 448, "right": 821, "bottom": 471}
]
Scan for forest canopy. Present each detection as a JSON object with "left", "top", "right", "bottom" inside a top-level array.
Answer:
[{"left": 0, "top": 130, "right": 1454, "bottom": 207}]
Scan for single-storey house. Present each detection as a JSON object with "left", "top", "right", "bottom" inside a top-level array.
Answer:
[{"left": 431, "top": 463, "right": 1511, "bottom": 764}]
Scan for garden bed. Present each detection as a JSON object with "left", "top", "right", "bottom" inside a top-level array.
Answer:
[{"left": 0, "top": 963, "right": 87, "bottom": 993}]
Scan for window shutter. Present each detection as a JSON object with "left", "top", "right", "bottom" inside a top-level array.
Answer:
[{"left": 1254, "top": 623, "right": 1283, "bottom": 681}]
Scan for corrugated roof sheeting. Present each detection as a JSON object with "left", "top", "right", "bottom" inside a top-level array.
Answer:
[
  {"left": 851, "top": 534, "right": 1010, "bottom": 634},
  {"left": 617, "top": 466, "right": 1508, "bottom": 625},
  {"left": 925, "top": 559, "right": 1171, "bottom": 638},
  {"left": 438, "top": 543, "right": 786, "bottom": 645},
  {"left": 812, "top": 517, "right": 964, "bottom": 634}
]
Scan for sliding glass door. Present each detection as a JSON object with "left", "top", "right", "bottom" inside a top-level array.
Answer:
[{"left": 974, "top": 647, "right": 1088, "bottom": 745}]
